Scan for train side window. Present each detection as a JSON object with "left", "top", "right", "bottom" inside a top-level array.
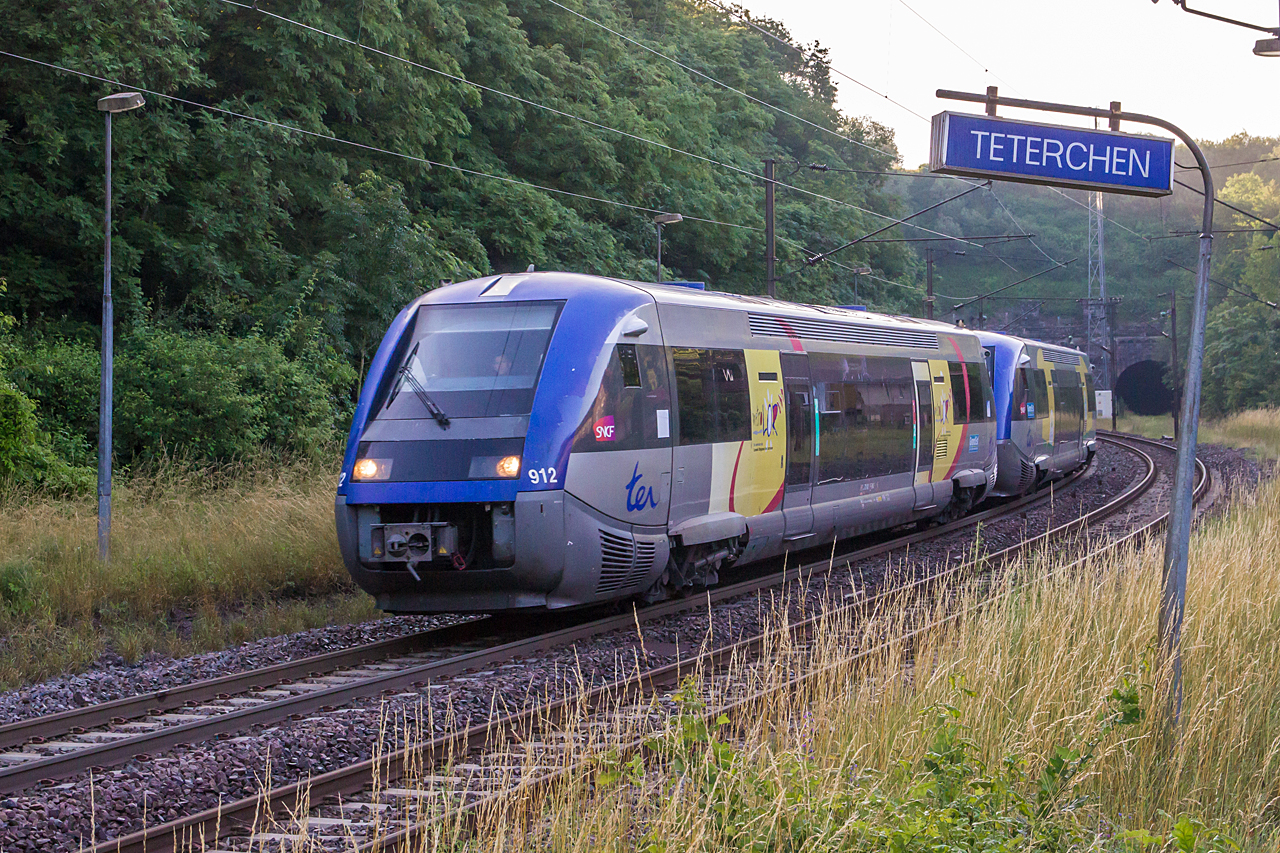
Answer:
[
  {"left": 617, "top": 344, "right": 642, "bottom": 388},
  {"left": 671, "top": 348, "right": 750, "bottom": 445},
  {"left": 966, "top": 361, "right": 995, "bottom": 423},
  {"left": 948, "top": 361, "right": 971, "bottom": 424},
  {"left": 672, "top": 348, "right": 713, "bottom": 445},
  {"left": 712, "top": 350, "right": 750, "bottom": 442},
  {"left": 1052, "top": 369, "right": 1083, "bottom": 418},
  {"left": 810, "top": 354, "right": 914, "bottom": 482},
  {"left": 1085, "top": 373, "right": 1097, "bottom": 415},
  {"left": 1013, "top": 367, "right": 1029, "bottom": 420},
  {"left": 1030, "top": 370, "right": 1050, "bottom": 419},
  {"left": 571, "top": 344, "right": 671, "bottom": 453}
]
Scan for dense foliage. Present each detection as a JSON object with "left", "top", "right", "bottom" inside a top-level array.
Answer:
[{"left": 0, "top": 0, "right": 920, "bottom": 478}]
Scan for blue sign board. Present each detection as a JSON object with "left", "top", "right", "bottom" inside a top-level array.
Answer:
[{"left": 930, "top": 111, "right": 1174, "bottom": 197}]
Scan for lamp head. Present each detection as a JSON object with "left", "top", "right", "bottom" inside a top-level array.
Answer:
[
  {"left": 1254, "top": 36, "right": 1280, "bottom": 56},
  {"left": 97, "top": 92, "right": 146, "bottom": 113},
  {"left": 653, "top": 213, "right": 683, "bottom": 225}
]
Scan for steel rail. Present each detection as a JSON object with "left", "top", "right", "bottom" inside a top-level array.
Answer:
[
  {"left": 88, "top": 437, "right": 1156, "bottom": 853},
  {"left": 0, "top": 618, "right": 496, "bottom": 751}
]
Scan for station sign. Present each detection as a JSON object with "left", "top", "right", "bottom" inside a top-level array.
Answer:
[{"left": 930, "top": 111, "right": 1174, "bottom": 197}]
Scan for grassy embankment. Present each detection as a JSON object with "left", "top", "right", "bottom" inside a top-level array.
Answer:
[
  {"left": 1116, "top": 407, "right": 1280, "bottom": 458},
  {"left": 0, "top": 453, "right": 371, "bottom": 686},
  {"left": 331, "top": 459, "right": 1280, "bottom": 851}
]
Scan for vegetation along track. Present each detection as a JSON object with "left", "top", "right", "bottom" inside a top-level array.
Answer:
[{"left": 77, "top": 433, "right": 1203, "bottom": 853}]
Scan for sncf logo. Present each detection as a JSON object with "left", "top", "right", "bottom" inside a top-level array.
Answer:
[{"left": 593, "top": 416, "right": 616, "bottom": 441}]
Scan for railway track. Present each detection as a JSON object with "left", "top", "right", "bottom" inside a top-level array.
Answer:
[
  {"left": 0, "top": 439, "right": 1120, "bottom": 798},
  {"left": 79, "top": 433, "right": 1194, "bottom": 853}
]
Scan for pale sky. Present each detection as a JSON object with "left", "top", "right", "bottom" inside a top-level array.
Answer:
[{"left": 735, "top": 0, "right": 1280, "bottom": 167}]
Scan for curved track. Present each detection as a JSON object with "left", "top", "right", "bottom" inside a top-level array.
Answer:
[
  {"left": 0, "top": 443, "right": 1109, "bottom": 797},
  {"left": 80, "top": 434, "right": 1200, "bottom": 853}
]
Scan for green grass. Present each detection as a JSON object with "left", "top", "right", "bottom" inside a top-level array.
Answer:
[
  {"left": 0, "top": 452, "right": 377, "bottom": 686},
  {"left": 1115, "top": 407, "right": 1280, "bottom": 460},
  {"left": 347, "top": 454, "right": 1280, "bottom": 852},
  {"left": 1113, "top": 411, "right": 1176, "bottom": 440}
]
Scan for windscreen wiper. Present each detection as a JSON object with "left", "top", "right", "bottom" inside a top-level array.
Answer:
[
  {"left": 385, "top": 342, "right": 450, "bottom": 428},
  {"left": 396, "top": 365, "right": 451, "bottom": 428}
]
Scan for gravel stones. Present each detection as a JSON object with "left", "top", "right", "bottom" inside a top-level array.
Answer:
[{"left": 0, "top": 614, "right": 470, "bottom": 727}]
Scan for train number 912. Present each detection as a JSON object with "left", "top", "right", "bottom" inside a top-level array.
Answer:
[{"left": 528, "top": 467, "right": 558, "bottom": 485}]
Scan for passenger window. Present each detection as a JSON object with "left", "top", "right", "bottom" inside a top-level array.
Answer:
[
  {"left": 948, "top": 362, "right": 971, "bottom": 424},
  {"left": 571, "top": 344, "right": 671, "bottom": 453},
  {"left": 671, "top": 348, "right": 750, "bottom": 445},
  {"left": 618, "top": 344, "right": 641, "bottom": 388},
  {"left": 966, "top": 361, "right": 995, "bottom": 423},
  {"left": 1013, "top": 368, "right": 1029, "bottom": 420},
  {"left": 1030, "top": 370, "right": 1050, "bottom": 419},
  {"left": 811, "top": 354, "right": 914, "bottom": 482}
]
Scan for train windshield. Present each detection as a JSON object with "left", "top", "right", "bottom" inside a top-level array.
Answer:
[{"left": 382, "top": 301, "right": 563, "bottom": 419}]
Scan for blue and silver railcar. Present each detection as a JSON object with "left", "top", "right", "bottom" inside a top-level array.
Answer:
[
  {"left": 336, "top": 272, "right": 998, "bottom": 613},
  {"left": 977, "top": 331, "right": 1097, "bottom": 496}
]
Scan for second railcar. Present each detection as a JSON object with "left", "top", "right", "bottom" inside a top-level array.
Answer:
[
  {"left": 977, "top": 331, "right": 1096, "bottom": 496},
  {"left": 336, "top": 272, "right": 998, "bottom": 613}
]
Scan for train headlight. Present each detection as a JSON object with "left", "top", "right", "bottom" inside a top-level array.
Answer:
[
  {"left": 352, "top": 458, "right": 392, "bottom": 481},
  {"left": 467, "top": 455, "right": 523, "bottom": 479},
  {"left": 496, "top": 455, "right": 522, "bottom": 478}
]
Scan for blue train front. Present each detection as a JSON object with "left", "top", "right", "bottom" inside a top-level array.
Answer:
[
  {"left": 976, "top": 331, "right": 1097, "bottom": 496},
  {"left": 337, "top": 272, "right": 1000, "bottom": 613},
  {"left": 334, "top": 272, "right": 651, "bottom": 611}
]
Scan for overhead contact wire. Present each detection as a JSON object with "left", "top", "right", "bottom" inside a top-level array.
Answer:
[
  {"left": 697, "top": 0, "right": 930, "bottom": 123},
  {"left": 893, "top": 0, "right": 1018, "bottom": 92},
  {"left": 538, "top": 0, "right": 899, "bottom": 160}
]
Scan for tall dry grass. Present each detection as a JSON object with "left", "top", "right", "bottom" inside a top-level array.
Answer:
[
  {"left": 1117, "top": 407, "right": 1280, "bottom": 462},
  {"left": 0, "top": 452, "right": 367, "bottom": 685},
  {"left": 1202, "top": 407, "right": 1280, "bottom": 460},
  {"left": 283, "top": 477, "right": 1280, "bottom": 851}
]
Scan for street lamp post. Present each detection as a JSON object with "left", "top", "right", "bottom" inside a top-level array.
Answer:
[
  {"left": 653, "top": 213, "right": 682, "bottom": 283},
  {"left": 96, "top": 91, "right": 145, "bottom": 562}
]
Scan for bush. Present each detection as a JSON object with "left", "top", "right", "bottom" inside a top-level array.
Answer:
[
  {"left": 7, "top": 326, "right": 355, "bottom": 465},
  {"left": 4, "top": 334, "right": 99, "bottom": 467},
  {"left": 1203, "top": 303, "right": 1280, "bottom": 417},
  {"left": 0, "top": 286, "right": 93, "bottom": 491}
]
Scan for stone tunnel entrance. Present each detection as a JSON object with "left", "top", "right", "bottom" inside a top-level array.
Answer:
[{"left": 1115, "top": 359, "right": 1177, "bottom": 416}]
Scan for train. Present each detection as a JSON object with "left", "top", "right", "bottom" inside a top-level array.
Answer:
[{"left": 335, "top": 272, "right": 1092, "bottom": 614}]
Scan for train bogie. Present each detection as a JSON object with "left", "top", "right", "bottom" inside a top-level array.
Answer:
[{"left": 337, "top": 272, "right": 1000, "bottom": 613}]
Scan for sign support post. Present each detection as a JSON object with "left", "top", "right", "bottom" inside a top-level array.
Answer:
[
  {"left": 764, "top": 158, "right": 776, "bottom": 299},
  {"left": 933, "top": 89, "right": 1214, "bottom": 732}
]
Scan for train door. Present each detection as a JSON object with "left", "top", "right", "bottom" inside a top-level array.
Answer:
[
  {"left": 1051, "top": 369, "right": 1082, "bottom": 461},
  {"left": 780, "top": 353, "right": 814, "bottom": 539},
  {"left": 927, "top": 358, "right": 957, "bottom": 506},
  {"left": 911, "top": 361, "right": 937, "bottom": 509}
]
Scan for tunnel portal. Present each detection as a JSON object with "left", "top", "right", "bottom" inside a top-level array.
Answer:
[{"left": 1115, "top": 359, "right": 1177, "bottom": 416}]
